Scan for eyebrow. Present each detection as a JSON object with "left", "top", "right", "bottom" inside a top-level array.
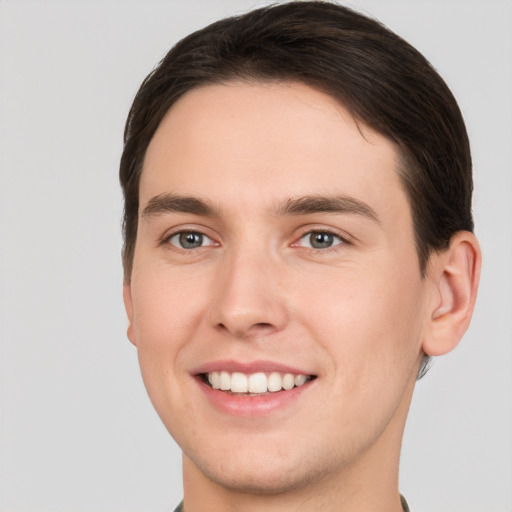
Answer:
[
  {"left": 141, "top": 193, "right": 380, "bottom": 223},
  {"left": 273, "top": 195, "right": 380, "bottom": 223},
  {"left": 141, "top": 194, "right": 219, "bottom": 219}
]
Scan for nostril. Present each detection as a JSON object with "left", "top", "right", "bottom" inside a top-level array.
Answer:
[{"left": 216, "top": 321, "right": 276, "bottom": 338}]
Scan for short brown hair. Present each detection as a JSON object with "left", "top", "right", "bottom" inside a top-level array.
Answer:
[{"left": 120, "top": 0, "right": 473, "bottom": 281}]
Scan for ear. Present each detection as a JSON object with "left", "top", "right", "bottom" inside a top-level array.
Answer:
[
  {"left": 422, "top": 231, "right": 481, "bottom": 356},
  {"left": 123, "top": 282, "right": 137, "bottom": 347}
]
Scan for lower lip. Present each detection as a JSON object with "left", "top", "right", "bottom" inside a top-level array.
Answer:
[{"left": 195, "top": 377, "right": 314, "bottom": 417}]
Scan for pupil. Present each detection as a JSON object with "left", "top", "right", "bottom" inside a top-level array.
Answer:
[
  {"left": 311, "top": 232, "right": 333, "bottom": 248},
  {"left": 180, "top": 232, "right": 202, "bottom": 248}
]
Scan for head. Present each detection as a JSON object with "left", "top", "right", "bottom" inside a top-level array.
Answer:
[{"left": 120, "top": 0, "right": 480, "bottom": 502}]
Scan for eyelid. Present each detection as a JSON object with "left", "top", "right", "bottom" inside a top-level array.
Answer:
[
  {"left": 168, "top": 231, "right": 215, "bottom": 249},
  {"left": 160, "top": 225, "right": 220, "bottom": 249},
  {"left": 291, "top": 226, "right": 353, "bottom": 248},
  {"left": 297, "top": 231, "right": 343, "bottom": 249}
]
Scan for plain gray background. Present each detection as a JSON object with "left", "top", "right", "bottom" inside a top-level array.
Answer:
[{"left": 0, "top": 1, "right": 511, "bottom": 511}]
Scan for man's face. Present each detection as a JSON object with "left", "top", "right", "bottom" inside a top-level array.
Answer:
[{"left": 124, "top": 82, "right": 432, "bottom": 493}]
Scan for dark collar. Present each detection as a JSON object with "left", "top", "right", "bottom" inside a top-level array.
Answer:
[
  {"left": 175, "top": 496, "right": 411, "bottom": 511},
  {"left": 401, "top": 494, "right": 411, "bottom": 512}
]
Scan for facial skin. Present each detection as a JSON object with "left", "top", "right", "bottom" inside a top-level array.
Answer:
[{"left": 124, "top": 82, "right": 480, "bottom": 512}]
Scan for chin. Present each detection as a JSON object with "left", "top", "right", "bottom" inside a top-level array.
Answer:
[
  {"left": 198, "top": 460, "right": 314, "bottom": 495},
  {"left": 184, "top": 442, "right": 343, "bottom": 496}
]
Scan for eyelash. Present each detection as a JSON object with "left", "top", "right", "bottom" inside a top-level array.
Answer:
[
  {"left": 162, "top": 227, "right": 350, "bottom": 254},
  {"left": 294, "top": 230, "right": 348, "bottom": 251},
  {"left": 164, "top": 230, "right": 217, "bottom": 250}
]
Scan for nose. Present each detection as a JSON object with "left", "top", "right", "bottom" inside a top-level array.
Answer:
[{"left": 209, "top": 248, "right": 288, "bottom": 339}]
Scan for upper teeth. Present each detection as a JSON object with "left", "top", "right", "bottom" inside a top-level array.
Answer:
[{"left": 207, "top": 371, "right": 310, "bottom": 393}]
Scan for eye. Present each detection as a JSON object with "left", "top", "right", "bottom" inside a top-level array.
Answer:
[
  {"left": 168, "top": 231, "right": 214, "bottom": 249},
  {"left": 297, "top": 231, "right": 344, "bottom": 249}
]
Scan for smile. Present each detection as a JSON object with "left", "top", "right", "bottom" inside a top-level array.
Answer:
[{"left": 203, "top": 371, "right": 314, "bottom": 395}]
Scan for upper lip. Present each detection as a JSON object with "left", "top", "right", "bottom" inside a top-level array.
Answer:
[{"left": 191, "top": 360, "right": 316, "bottom": 376}]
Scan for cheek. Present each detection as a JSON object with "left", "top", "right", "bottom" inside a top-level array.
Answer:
[
  {"left": 131, "top": 262, "right": 208, "bottom": 345},
  {"left": 297, "top": 261, "right": 426, "bottom": 381},
  {"left": 299, "top": 264, "right": 426, "bottom": 439},
  {"left": 129, "top": 266, "right": 208, "bottom": 425},
  {"left": 128, "top": 265, "right": 209, "bottom": 401}
]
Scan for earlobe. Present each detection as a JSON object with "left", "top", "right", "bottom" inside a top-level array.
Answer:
[
  {"left": 123, "top": 282, "right": 137, "bottom": 347},
  {"left": 422, "top": 231, "right": 481, "bottom": 357}
]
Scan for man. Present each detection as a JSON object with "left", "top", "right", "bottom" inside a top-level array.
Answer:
[{"left": 120, "top": 2, "right": 481, "bottom": 511}]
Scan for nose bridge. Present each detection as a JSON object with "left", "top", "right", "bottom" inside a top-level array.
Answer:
[{"left": 210, "top": 238, "right": 288, "bottom": 338}]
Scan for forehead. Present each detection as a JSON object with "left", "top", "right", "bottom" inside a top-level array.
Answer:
[{"left": 141, "top": 81, "right": 408, "bottom": 221}]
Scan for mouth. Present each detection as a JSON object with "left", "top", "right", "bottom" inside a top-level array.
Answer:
[
  {"left": 200, "top": 371, "right": 316, "bottom": 396},
  {"left": 193, "top": 362, "right": 318, "bottom": 416}
]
